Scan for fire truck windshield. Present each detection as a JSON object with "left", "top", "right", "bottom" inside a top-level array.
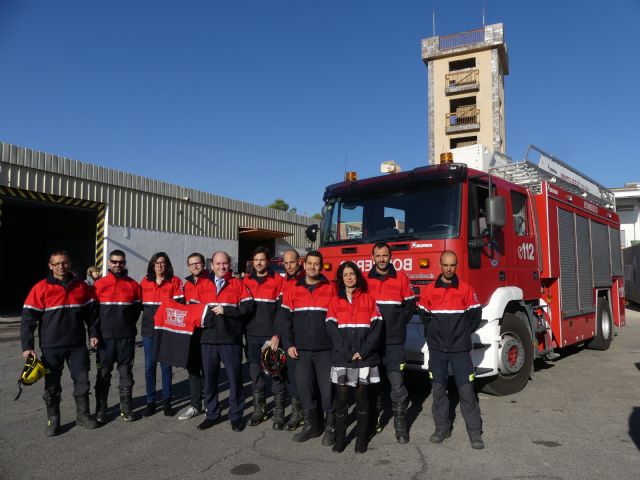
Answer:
[{"left": 320, "top": 181, "right": 461, "bottom": 245}]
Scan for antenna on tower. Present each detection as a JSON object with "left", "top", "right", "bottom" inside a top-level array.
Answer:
[
  {"left": 432, "top": 10, "right": 436, "bottom": 36},
  {"left": 482, "top": 6, "right": 486, "bottom": 26},
  {"left": 344, "top": 153, "right": 348, "bottom": 175}
]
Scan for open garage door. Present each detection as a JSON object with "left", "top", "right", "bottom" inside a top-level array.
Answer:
[
  {"left": 238, "top": 227, "right": 291, "bottom": 274},
  {"left": 0, "top": 190, "right": 103, "bottom": 314}
]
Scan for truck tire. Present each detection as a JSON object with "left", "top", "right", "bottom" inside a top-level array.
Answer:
[
  {"left": 586, "top": 297, "right": 613, "bottom": 351},
  {"left": 481, "top": 313, "right": 533, "bottom": 396}
]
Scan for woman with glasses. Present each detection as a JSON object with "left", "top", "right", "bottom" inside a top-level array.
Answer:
[
  {"left": 326, "top": 261, "right": 382, "bottom": 453},
  {"left": 140, "top": 252, "right": 184, "bottom": 417}
]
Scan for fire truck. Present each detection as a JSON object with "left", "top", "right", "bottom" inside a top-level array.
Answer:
[{"left": 307, "top": 144, "right": 625, "bottom": 396}]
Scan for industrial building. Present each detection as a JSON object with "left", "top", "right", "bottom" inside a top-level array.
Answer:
[{"left": 0, "top": 141, "right": 313, "bottom": 314}]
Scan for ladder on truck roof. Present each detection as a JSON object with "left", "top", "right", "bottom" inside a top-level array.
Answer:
[{"left": 489, "top": 145, "right": 615, "bottom": 209}]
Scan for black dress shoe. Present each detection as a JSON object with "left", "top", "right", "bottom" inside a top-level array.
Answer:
[
  {"left": 197, "top": 418, "right": 219, "bottom": 430},
  {"left": 231, "top": 419, "right": 245, "bottom": 432}
]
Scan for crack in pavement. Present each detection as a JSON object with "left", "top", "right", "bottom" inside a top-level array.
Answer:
[{"left": 410, "top": 445, "right": 429, "bottom": 480}]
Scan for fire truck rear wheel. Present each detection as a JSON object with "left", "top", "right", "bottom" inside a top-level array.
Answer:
[
  {"left": 586, "top": 297, "right": 613, "bottom": 351},
  {"left": 481, "top": 313, "right": 533, "bottom": 396}
]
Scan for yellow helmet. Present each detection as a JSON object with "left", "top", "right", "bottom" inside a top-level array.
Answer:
[{"left": 14, "top": 354, "right": 47, "bottom": 401}]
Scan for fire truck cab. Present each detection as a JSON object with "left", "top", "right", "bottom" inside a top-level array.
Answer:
[{"left": 310, "top": 145, "right": 625, "bottom": 396}]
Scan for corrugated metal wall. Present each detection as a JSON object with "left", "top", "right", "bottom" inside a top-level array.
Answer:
[{"left": 0, "top": 142, "right": 313, "bottom": 246}]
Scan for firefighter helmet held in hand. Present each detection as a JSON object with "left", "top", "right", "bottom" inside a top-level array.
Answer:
[
  {"left": 15, "top": 354, "right": 47, "bottom": 400},
  {"left": 261, "top": 346, "right": 287, "bottom": 378}
]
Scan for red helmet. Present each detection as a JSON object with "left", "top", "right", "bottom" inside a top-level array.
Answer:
[{"left": 261, "top": 346, "right": 287, "bottom": 379}]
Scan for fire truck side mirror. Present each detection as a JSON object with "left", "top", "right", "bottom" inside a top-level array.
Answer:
[
  {"left": 485, "top": 196, "right": 506, "bottom": 228},
  {"left": 305, "top": 224, "right": 319, "bottom": 243}
]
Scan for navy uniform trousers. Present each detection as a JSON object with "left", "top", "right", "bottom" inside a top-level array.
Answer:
[
  {"left": 201, "top": 343, "right": 244, "bottom": 421},
  {"left": 428, "top": 350, "right": 482, "bottom": 436}
]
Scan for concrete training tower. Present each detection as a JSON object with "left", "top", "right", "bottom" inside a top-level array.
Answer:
[{"left": 422, "top": 23, "right": 509, "bottom": 164}]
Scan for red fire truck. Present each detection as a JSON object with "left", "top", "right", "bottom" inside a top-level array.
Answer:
[{"left": 308, "top": 145, "right": 625, "bottom": 395}]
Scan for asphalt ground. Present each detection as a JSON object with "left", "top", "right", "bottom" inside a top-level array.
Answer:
[{"left": 1, "top": 310, "right": 639, "bottom": 480}]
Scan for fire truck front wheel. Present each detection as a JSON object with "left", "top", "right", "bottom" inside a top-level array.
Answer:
[
  {"left": 481, "top": 313, "right": 533, "bottom": 396},
  {"left": 586, "top": 297, "right": 613, "bottom": 351}
]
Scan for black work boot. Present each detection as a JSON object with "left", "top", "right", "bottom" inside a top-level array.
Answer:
[
  {"left": 44, "top": 392, "right": 61, "bottom": 437},
  {"left": 392, "top": 400, "right": 409, "bottom": 444},
  {"left": 371, "top": 389, "right": 383, "bottom": 436},
  {"left": 142, "top": 401, "right": 155, "bottom": 417},
  {"left": 75, "top": 394, "right": 98, "bottom": 429},
  {"left": 249, "top": 391, "right": 268, "bottom": 426},
  {"left": 94, "top": 376, "right": 110, "bottom": 424},
  {"left": 272, "top": 391, "right": 286, "bottom": 431},
  {"left": 354, "top": 411, "right": 369, "bottom": 453},
  {"left": 163, "top": 399, "right": 173, "bottom": 417},
  {"left": 292, "top": 409, "right": 323, "bottom": 442},
  {"left": 429, "top": 430, "right": 451, "bottom": 444},
  {"left": 321, "top": 411, "right": 336, "bottom": 447},
  {"left": 284, "top": 397, "right": 303, "bottom": 431},
  {"left": 331, "top": 409, "right": 347, "bottom": 453},
  {"left": 469, "top": 433, "right": 484, "bottom": 450},
  {"left": 119, "top": 387, "right": 134, "bottom": 422}
]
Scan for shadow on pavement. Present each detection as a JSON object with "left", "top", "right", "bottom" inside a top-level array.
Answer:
[{"left": 629, "top": 407, "right": 640, "bottom": 451}]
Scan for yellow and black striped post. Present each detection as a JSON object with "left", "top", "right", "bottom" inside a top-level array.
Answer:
[{"left": 96, "top": 204, "right": 106, "bottom": 270}]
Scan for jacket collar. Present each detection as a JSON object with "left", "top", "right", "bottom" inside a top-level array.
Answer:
[
  {"left": 208, "top": 270, "right": 234, "bottom": 284},
  {"left": 367, "top": 263, "right": 398, "bottom": 280},
  {"left": 434, "top": 273, "right": 459, "bottom": 289},
  {"left": 185, "top": 269, "right": 209, "bottom": 284},
  {"left": 46, "top": 272, "right": 76, "bottom": 287},
  {"left": 146, "top": 272, "right": 174, "bottom": 283},
  {"left": 337, "top": 286, "right": 362, "bottom": 300},
  {"left": 286, "top": 268, "right": 304, "bottom": 282},
  {"left": 107, "top": 270, "right": 129, "bottom": 280},
  {"left": 296, "top": 273, "right": 329, "bottom": 287},
  {"left": 250, "top": 269, "right": 275, "bottom": 282}
]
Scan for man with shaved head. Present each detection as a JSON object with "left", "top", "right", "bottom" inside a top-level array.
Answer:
[{"left": 418, "top": 250, "right": 484, "bottom": 449}]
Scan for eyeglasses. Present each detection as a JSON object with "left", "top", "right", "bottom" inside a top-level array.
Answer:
[
  {"left": 110, "top": 260, "right": 126, "bottom": 265},
  {"left": 188, "top": 262, "right": 203, "bottom": 267},
  {"left": 154, "top": 261, "right": 167, "bottom": 265},
  {"left": 50, "top": 262, "right": 69, "bottom": 267}
]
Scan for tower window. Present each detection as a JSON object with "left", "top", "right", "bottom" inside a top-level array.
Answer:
[
  {"left": 450, "top": 136, "right": 477, "bottom": 149},
  {"left": 449, "top": 58, "right": 476, "bottom": 71}
]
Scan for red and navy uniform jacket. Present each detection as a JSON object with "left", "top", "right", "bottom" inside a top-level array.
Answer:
[
  {"left": 276, "top": 268, "right": 304, "bottom": 337},
  {"left": 418, "top": 274, "right": 482, "bottom": 353},
  {"left": 243, "top": 270, "right": 283, "bottom": 337},
  {"left": 199, "top": 271, "right": 254, "bottom": 345},
  {"left": 21, "top": 273, "right": 98, "bottom": 351},
  {"left": 183, "top": 270, "right": 211, "bottom": 304},
  {"left": 153, "top": 299, "right": 206, "bottom": 368},
  {"left": 94, "top": 271, "right": 142, "bottom": 339},
  {"left": 278, "top": 274, "right": 336, "bottom": 351},
  {"left": 367, "top": 264, "right": 416, "bottom": 345},
  {"left": 280, "top": 268, "right": 305, "bottom": 300},
  {"left": 326, "top": 288, "right": 383, "bottom": 368},
  {"left": 140, "top": 274, "right": 184, "bottom": 337}
]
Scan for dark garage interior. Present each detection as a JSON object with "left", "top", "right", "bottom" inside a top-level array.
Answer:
[{"left": 0, "top": 196, "right": 97, "bottom": 315}]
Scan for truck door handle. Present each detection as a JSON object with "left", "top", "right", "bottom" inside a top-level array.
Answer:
[{"left": 499, "top": 271, "right": 506, "bottom": 281}]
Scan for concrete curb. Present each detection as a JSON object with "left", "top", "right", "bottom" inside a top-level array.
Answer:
[{"left": 0, "top": 316, "right": 21, "bottom": 324}]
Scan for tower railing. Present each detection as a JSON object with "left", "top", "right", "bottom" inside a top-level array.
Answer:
[
  {"left": 438, "top": 28, "right": 485, "bottom": 50},
  {"left": 445, "top": 69, "right": 479, "bottom": 87},
  {"left": 446, "top": 106, "right": 479, "bottom": 126}
]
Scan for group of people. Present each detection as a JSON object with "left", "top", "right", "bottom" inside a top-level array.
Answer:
[{"left": 21, "top": 243, "right": 485, "bottom": 452}]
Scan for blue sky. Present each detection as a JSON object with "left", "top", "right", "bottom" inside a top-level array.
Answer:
[{"left": 1, "top": 0, "right": 639, "bottom": 216}]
